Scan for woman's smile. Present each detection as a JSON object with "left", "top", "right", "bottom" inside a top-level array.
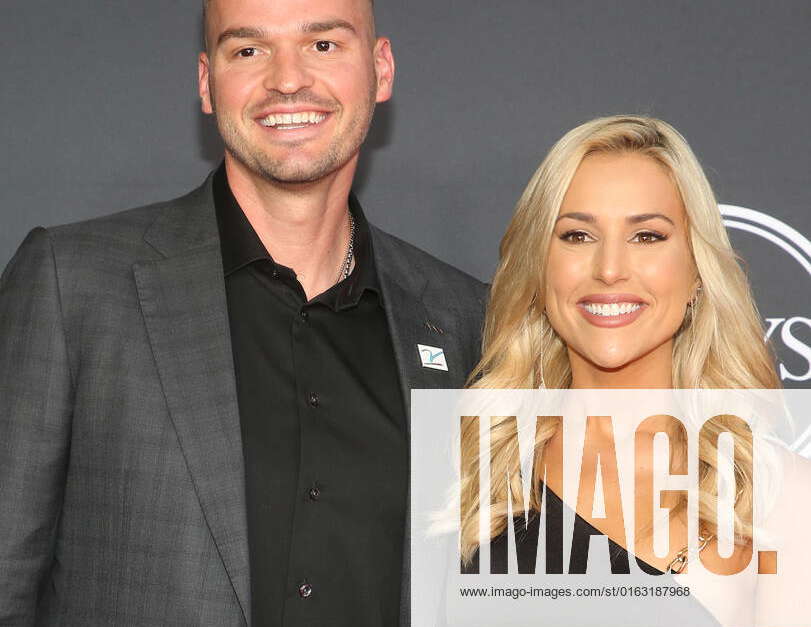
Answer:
[{"left": 576, "top": 293, "right": 647, "bottom": 327}]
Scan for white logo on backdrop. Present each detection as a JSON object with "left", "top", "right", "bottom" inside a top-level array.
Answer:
[
  {"left": 721, "top": 205, "right": 811, "bottom": 276},
  {"left": 720, "top": 205, "right": 811, "bottom": 455}
]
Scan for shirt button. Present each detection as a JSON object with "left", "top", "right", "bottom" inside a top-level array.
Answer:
[
  {"left": 308, "top": 392, "right": 319, "bottom": 407},
  {"left": 271, "top": 268, "right": 280, "bottom": 279},
  {"left": 308, "top": 486, "right": 321, "bottom": 501},
  {"left": 300, "top": 310, "right": 309, "bottom": 323},
  {"left": 298, "top": 582, "right": 313, "bottom": 598}
]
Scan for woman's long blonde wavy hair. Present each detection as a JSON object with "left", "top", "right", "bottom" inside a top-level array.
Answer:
[{"left": 460, "top": 115, "right": 781, "bottom": 564}]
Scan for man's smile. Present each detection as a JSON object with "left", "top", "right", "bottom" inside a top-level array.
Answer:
[{"left": 258, "top": 111, "right": 329, "bottom": 129}]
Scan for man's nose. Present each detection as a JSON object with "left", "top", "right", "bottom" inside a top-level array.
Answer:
[
  {"left": 592, "top": 239, "right": 630, "bottom": 285},
  {"left": 264, "top": 48, "right": 313, "bottom": 94}
]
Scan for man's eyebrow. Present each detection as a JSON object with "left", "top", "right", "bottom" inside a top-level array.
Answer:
[
  {"left": 217, "top": 27, "right": 269, "bottom": 46},
  {"left": 301, "top": 19, "right": 358, "bottom": 35},
  {"left": 216, "top": 21, "right": 358, "bottom": 47}
]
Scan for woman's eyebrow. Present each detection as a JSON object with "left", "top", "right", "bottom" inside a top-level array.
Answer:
[
  {"left": 627, "top": 213, "right": 675, "bottom": 225},
  {"left": 555, "top": 212, "right": 675, "bottom": 225},
  {"left": 556, "top": 212, "right": 594, "bottom": 223}
]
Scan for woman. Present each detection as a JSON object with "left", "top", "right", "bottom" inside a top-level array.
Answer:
[{"left": 458, "top": 116, "right": 806, "bottom": 625}]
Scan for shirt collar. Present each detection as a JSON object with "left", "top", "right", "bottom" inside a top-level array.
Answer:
[{"left": 213, "top": 162, "right": 380, "bottom": 309}]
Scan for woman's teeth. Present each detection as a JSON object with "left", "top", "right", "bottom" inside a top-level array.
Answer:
[
  {"left": 583, "top": 302, "right": 642, "bottom": 317},
  {"left": 260, "top": 112, "right": 327, "bottom": 128}
]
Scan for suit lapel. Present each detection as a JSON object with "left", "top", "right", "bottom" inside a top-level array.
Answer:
[
  {"left": 372, "top": 227, "right": 472, "bottom": 627},
  {"left": 377, "top": 279, "right": 464, "bottom": 413},
  {"left": 134, "top": 180, "right": 250, "bottom": 625},
  {"left": 371, "top": 228, "right": 467, "bottom": 421}
]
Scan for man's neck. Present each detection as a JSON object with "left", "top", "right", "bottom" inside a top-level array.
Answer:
[{"left": 224, "top": 155, "right": 358, "bottom": 301}]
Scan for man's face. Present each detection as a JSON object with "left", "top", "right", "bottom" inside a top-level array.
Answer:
[{"left": 199, "top": 0, "right": 393, "bottom": 185}]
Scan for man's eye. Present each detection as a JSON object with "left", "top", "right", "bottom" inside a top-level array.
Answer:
[
  {"left": 237, "top": 47, "right": 258, "bottom": 58},
  {"left": 314, "top": 41, "right": 336, "bottom": 53},
  {"left": 632, "top": 231, "right": 667, "bottom": 244},
  {"left": 560, "top": 230, "right": 592, "bottom": 244}
]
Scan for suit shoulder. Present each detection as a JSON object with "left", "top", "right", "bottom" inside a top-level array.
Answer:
[
  {"left": 42, "top": 182, "right": 209, "bottom": 263},
  {"left": 44, "top": 201, "right": 159, "bottom": 251},
  {"left": 46, "top": 194, "right": 183, "bottom": 248},
  {"left": 370, "top": 226, "right": 488, "bottom": 301}
]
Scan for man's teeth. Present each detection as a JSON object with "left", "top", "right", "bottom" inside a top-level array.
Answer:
[
  {"left": 260, "top": 112, "right": 327, "bottom": 127},
  {"left": 583, "top": 302, "right": 642, "bottom": 317}
]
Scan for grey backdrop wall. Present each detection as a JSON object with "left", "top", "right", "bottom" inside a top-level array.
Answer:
[{"left": 2, "top": 1, "right": 809, "bottom": 386}]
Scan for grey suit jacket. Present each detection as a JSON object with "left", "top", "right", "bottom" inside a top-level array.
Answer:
[{"left": 0, "top": 175, "right": 488, "bottom": 626}]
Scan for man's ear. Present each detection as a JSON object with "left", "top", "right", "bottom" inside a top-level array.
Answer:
[
  {"left": 373, "top": 37, "right": 395, "bottom": 104},
  {"left": 198, "top": 52, "right": 214, "bottom": 114}
]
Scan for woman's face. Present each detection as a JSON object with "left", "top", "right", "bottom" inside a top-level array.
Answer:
[{"left": 544, "top": 152, "right": 698, "bottom": 382}]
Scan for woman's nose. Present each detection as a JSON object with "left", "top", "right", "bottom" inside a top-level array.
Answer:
[{"left": 592, "top": 239, "right": 630, "bottom": 285}]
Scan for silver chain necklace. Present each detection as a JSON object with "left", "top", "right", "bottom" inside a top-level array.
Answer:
[{"left": 336, "top": 212, "right": 356, "bottom": 283}]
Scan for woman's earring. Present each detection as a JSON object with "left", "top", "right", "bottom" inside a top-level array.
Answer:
[{"left": 688, "top": 283, "right": 703, "bottom": 308}]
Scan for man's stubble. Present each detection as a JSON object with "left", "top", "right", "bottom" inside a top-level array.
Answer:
[{"left": 210, "top": 76, "right": 378, "bottom": 186}]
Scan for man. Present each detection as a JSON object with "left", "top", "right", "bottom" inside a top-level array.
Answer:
[{"left": 0, "top": 0, "right": 486, "bottom": 625}]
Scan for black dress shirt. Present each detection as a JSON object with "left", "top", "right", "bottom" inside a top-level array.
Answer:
[{"left": 213, "top": 165, "right": 408, "bottom": 626}]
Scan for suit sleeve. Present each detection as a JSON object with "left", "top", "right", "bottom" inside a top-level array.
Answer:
[{"left": 0, "top": 228, "right": 73, "bottom": 625}]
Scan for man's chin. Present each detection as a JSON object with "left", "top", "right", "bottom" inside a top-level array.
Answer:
[
  {"left": 229, "top": 150, "right": 342, "bottom": 186},
  {"left": 255, "top": 164, "right": 338, "bottom": 186}
]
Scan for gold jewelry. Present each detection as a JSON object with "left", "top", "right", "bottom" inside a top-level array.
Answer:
[
  {"left": 689, "top": 283, "right": 703, "bottom": 308},
  {"left": 667, "top": 532, "right": 714, "bottom": 574}
]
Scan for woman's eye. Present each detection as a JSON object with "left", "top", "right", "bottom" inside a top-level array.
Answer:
[
  {"left": 314, "top": 41, "right": 336, "bottom": 53},
  {"left": 632, "top": 231, "right": 667, "bottom": 244},
  {"left": 560, "top": 230, "right": 592, "bottom": 244}
]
